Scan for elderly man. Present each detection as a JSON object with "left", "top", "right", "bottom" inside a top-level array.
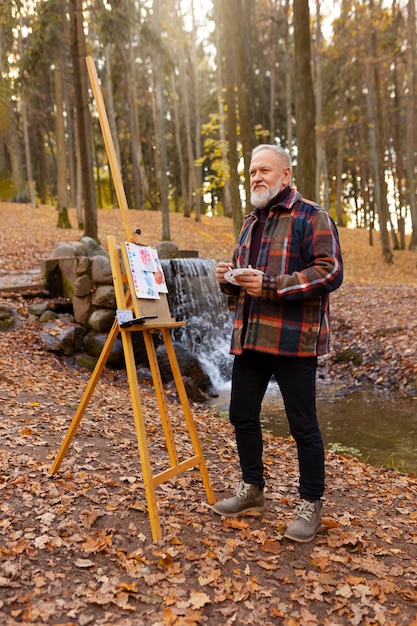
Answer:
[{"left": 213, "top": 144, "right": 343, "bottom": 542}]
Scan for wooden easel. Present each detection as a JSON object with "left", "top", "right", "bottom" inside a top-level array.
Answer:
[{"left": 49, "top": 57, "right": 215, "bottom": 541}]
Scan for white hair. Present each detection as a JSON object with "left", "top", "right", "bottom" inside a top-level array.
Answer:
[{"left": 251, "top": 144, "right": 292, "bottom": 170}]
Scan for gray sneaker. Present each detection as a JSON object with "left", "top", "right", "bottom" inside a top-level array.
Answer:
[
  {"left": 210, "top": 481, "right": 265, "bottom": 517},
  {"left": 284, "top": 499, "right": 322, "bottom": 542}
]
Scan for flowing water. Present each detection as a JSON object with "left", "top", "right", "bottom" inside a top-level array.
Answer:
[
  {"left": 161, "top": 258, "right": 234, "bottom": 388},
  {"left": 162, "top": 258, "right": 417, "bottom": 475}
]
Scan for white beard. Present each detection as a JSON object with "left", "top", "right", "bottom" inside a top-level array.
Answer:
[{"left": 250, "top": 176, "right": 284, "bottom": 208}]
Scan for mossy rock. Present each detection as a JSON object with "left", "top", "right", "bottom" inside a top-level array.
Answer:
[
  {"left": 0, "top": 305, "right": 16, "bottom": 332},
  {"left": 334, "top": 349, "right": 363, "bottom": 366}
]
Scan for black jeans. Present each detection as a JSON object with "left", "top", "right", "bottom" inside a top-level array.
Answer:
[{"left": 229, "top": 351, "right": 324, "bottom": 501}]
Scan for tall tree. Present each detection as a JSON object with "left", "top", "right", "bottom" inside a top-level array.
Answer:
[
  {"left": 293, "top": 0, "right": 316, "bottom": 198},
  {"left": 228, "top": 0, "right": 255, "bottom": 205},
  {"left": 69, "top": 0, "right": 97, "bottom": 240},
  {"left": 216, "top": 0, "right": 243, "bottom": 237},
  {"left": 18, "top": 14, "right": 36, "bottom": 208},
  {"left": 406, "top": 0, "right": 417, "bottom": 249},
  {"left": 190, "top": 1, "right": 203, "bottom": 221},
  {"left": 214, "top": 17, "right": 232, "bottom": 218},
  {"left": 284, "top": 0, "right": 293, "bottom": 154},
  {"left": 53, "top": 52, "right": 71, "bottom": 228},
  {"left": 365, "top": 0, "right": 393, "bottom": 262},
  {"left": 152, "top": 0, "right": 170, "bottom": 241},
  {"left": 52, "top": 0, "right": 71, "bottom": 228},
  {"left": 314, "top": 0, "right": 330, "bottom": 211}
]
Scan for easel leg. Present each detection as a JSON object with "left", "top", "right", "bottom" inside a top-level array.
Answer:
[
  {"left": 142, "top": 330, "right": 179, "bottom": 467},
  {"left": 121, "top": 329, "right": 162, "bottom": 541},
  {"left": 49, "top": 320, "right": 119, "bottom": 475},
  {"left": 161, "top": 328, "right": 215, "bottom": 505}
]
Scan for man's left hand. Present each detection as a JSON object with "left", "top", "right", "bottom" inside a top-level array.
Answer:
[{"left": 234, "top": 270, "right": 263, "bottom": 297}]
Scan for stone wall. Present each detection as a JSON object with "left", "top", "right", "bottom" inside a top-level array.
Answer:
[
  {"left": 41, "top": 237, "right": 116, "bottom": 333},
  {"left": 36, "top": 238, "right": 212, "bottom": 400}
]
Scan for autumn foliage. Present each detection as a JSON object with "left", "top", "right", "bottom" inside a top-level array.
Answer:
[{"left": 0, "top": 204, "right": 416, "bottom": 625}]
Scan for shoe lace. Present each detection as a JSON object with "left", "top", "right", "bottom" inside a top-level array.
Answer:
[
  {"left": 235, "top": 481, "right": 252, "bottom": 498},
  {"left": 297, "top": 500, "right": 317, "bottom": 522}
]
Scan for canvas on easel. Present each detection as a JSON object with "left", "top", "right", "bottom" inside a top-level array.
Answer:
[{"left": 49, "top": 56, "right": 215, "bottom": 541}]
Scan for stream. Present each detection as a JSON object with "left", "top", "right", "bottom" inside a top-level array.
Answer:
[
  {"left": 211, "top": 386, "right": 417, "bottom": 475},
  {"left": 160, "top": 257, "right": 417, "bottom": 477}
]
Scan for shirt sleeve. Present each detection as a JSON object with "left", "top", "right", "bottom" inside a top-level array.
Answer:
[{"left": 262, "top": 210, "right": 343, "bottom": 301}]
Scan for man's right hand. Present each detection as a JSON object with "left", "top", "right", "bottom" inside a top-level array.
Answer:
[{"left": 216, "top": 261, "right": 233, "bottom": 284}]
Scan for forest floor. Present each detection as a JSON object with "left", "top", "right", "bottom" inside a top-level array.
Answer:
[{"left": 0, "top": 203, "right": 416, "bottom": 626}]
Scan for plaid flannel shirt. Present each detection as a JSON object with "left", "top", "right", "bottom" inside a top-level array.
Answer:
[{"left": 222, "top": 187, "right": 343, "bottom": 357}]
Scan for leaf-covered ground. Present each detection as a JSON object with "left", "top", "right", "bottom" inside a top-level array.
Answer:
[{"left": 0, "top": 203, "right": 417, "bottom": 625}]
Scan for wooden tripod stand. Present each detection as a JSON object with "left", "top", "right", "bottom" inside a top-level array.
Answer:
[{"left": 49, "top": 57, "right": 215, "bottom": 541}]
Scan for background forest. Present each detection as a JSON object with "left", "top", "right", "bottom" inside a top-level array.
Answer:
[{"left": 1, "top": 0, "right": 417, "bottom": 264}]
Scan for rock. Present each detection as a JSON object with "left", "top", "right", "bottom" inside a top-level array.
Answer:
[
  {"left": 76, "top": 256, "right": 91, "bottom": 275},
  {"left": 156, "top": 342, "right": 212, "bottom": 393},
  {"left": 38, "top": 310, "right": 59, "bottom": 322},
  {"left": 91, "top": 256, "right": 113, "bottom": 284},
  {"left": 72, "top": 295, "right": 91, "bottom": 325},
  {"left": 49, "top": 241, "right": 87, "bottom": 258},
  {"left": 28, "top": 302, "right": 49, "bottom": 316},
  {"left": 92, "top": 285, "right": 116, "bottom": 309},
  {"left": 73, "top": 274, "right": 94, "bottom": 297},
  {"left": 58, "top": 258, "right": 79, "bottom": 299},
  {"left": 137, "top": 367, "right": 153, "bottom": 383},
  {"left": 83, "top": 332, "right": 124, "bottom": 367},
  {"left": 0, "top": 305, "right": 16, "bottom": 331},
  {"left": 182, "top": 377, "right": 210, "bottom": 402},
  {"left": 75, "top": 354, "right": 98, "bottom": 370},
  {"left": 40, "top": 320, "right": 86, "bottom": 355},
  {"left": 87, "top": 309, "right": 115, "bottom": 332},
  {"left": 155, "top": 241, "right": 179, "bottom": 259},
  {"left": 155, "top": 241, "right": 198, "bottom": 258},
  {"left": 80, "top": 236, "right": 109, "bottom": 258}
]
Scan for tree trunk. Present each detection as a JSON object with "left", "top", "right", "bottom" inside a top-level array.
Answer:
[
  {"left": 104, "top": 44, "right": 121, "bottom": 167},
  {"left": 218, "top": 0, "right": 243, "bottom": 237},
  {"left": 284, "top": 0, "right": 293, "bottom": 154},
  {"left": 64, "top": 79, "right": 77, "bottom": 211},
  {"left": 391, "top": 5, "right": 407, "bottom": 250},
  {"left": 8, "top": 112, "right": 28, "bottom": 203},
  {"left": 152, "top": 0, "right": 170, "bottom": 241},
  {"left": 191, "top": 2, "right": 203, "bottom": 221},
  {"left": 177, "top": 38, "right": 195, "bottom": 219},
  {"left": 314, "top": 0, "right": 325, "bottom": 207},
  {"left": 365, "top": 58, "right": 393, "bottom": 263},
  {"left": 75, "top": 128, "right": 84, "bottom": 229},
  {"left": 171, "top": 72, "right": 188, "bottom": 214},
  {"left": 54, "top": 54, "right": 71, "bottom": 228},
  {"left": 227, "top": 0, "right": 254, "bottom": 207},
  {"left": 293, "top": 0, "right": 316, "bottom": 199},
  {"left": 215, "top": 16, "right": 232, "bottom": 217},
  {"left": 20, "top": 96, "right": 37, "bottom": 208},
  {"left": 335, "top": 127, "right": 344, "bottom": 226},
  {"left": 17, "top": 14, "right": 36, "bottom": 207},
  {"left": 69, "top": 0, "right": 97, "bottom": 240},
  {"left": 406, "top": 0, "right": 417, "bottom": 249}
]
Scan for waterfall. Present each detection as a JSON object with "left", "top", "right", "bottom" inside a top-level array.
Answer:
[{"left": 161, "top": 258, "right": 233, "bottom": 390}]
